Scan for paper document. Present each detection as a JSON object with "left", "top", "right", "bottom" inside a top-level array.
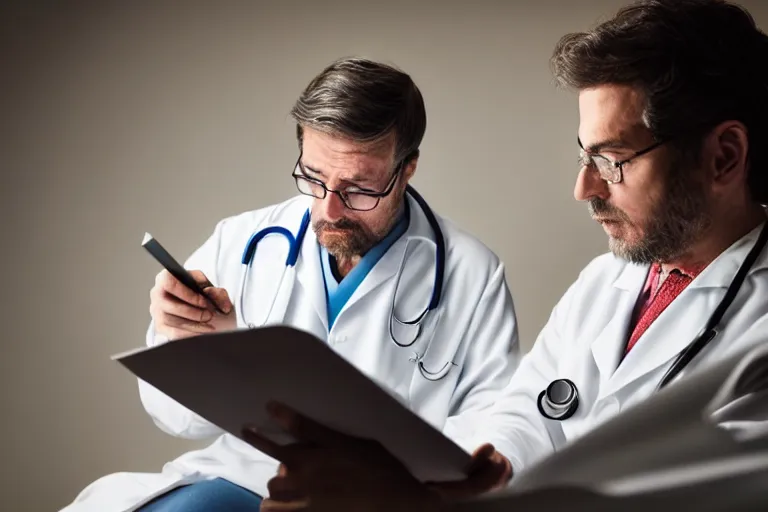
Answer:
[
  {"left": 504, "top": 343, "right": 768, "bottom": 493},
  {"left": 448, "top": 343, "right": 768, "bottom": 511},
  {"left": 112, "top": 326, "right": 472, "bottom": 482},
  {"left": 447, "top": 451, "right": 768, "bottom": 511}
]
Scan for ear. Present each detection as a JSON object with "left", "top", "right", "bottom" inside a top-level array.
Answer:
[
  {"left": 403, "top": 156, "right": 418, "bottom": 182},
  {"left": 706, "top": 121, "right": 749, "bottom": 189}
]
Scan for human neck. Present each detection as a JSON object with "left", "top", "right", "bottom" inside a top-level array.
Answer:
[
  {"left": 334, "top": 254, "right": 361, "bottom": 278},
  {"left": 660, "top": 204, "right": 766, "bottom": 275}
]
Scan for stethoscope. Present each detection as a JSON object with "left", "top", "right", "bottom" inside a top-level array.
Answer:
[
  {"left": 538, "top": 221, "right": 768, "bottom": 421},
  {"left": 238, "top": 185, "right": 450, "bottom": 381}
]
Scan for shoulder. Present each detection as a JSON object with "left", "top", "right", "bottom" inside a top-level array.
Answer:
[
  {"left": 212, "top": 195, "right": 312, "bottom": 240},
  {"left": 435, "top": 214, "right": 506, "bottom": 290},
  {"left": 578, "top": 251, "right": 626, "bottom": 280},
  {"left": 567, "top": 251, "right": 631, "bottom": 293},
  {"left": 439, "top": 217, "right": 499, "bottom": 265},
  {"left": 195, "top": 195, "right": 311, "bottom": 263}
]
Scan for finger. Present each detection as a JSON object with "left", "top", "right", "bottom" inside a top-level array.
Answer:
[
  {"left": 466, "top": 443, "right": 496, "bottom": 474},
  {"left": 260, "top": 498, "right": 310, "bottom": 512},
  {"left": 155, "top": 312, "right": 216, "bottom": 339},
  {"left": 158, "top": 310, "right": 216, "bottom": 332},
  {"left": 428, "top": 460, "right": 508, "bottom": 500},
  {"left": 266, "top": 401, "right": 361, "bottom": 450},
  {"left": 204, "top": 287, "right": 233, "bottom": 315},
  {"left": 428, "top": 447, "right": 510, "bottom": 500},
  {"left": 241, "top": 424, "right": 292, "bottom": 462},
  {"left": 188, "top": 269, "right": 214, "bottom": 288},
  {"left": 155, "top": 325, "right": 205, "bottom": 341},
  {"left": 156, "top": 270, "right": 210, "bottom": 308},
  {"left": 267, "top": 475, "right": 307, "bottom": 503},
  {"left": 152, "top": 291, "right": 213, "bottom": 323}
]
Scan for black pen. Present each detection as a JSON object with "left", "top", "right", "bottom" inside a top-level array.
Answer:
[{"left": 142, "top": 232, "right": 227, "bottom": 315}]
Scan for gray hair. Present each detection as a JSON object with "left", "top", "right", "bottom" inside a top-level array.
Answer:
[{"left": 290, "top": 57, "right": 427, "bottom": 166}]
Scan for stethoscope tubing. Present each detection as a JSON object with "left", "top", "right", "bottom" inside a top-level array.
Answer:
[{"left": 539, "top": 221, "right": 768, "bottom": 421}]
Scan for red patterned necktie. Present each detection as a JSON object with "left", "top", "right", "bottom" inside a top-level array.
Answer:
[{"left": 626, "top": 268, "right": 694, "bottom": 354}]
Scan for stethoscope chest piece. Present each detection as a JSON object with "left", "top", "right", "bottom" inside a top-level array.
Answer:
[{"left": 537, "top": 378, "right": 579, "bottom": 420}]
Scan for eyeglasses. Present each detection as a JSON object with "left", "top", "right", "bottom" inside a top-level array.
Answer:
[
  {"left": 578, "top": 137, "right": 666, "bottom": 184},
  {"left": 292, "top": 156, "right": 402, "bottom": 211}
]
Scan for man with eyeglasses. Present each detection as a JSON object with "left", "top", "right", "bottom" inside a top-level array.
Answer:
[
  {"left": 61, "top": 57, "right": 521, "bottom": 511},
  {"left": 231, "top": 1, "right": 768, "bottom": 511}
]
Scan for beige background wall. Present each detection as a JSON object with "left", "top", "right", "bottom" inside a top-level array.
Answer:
[{"left": 2, "top": 0, "right": 766, "bottom": 509}]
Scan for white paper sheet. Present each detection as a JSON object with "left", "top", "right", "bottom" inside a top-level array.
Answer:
[
  {"left": 506, "top": 343, "right": 768, "bottom": 493},
  {"left": 447, "top": 450, "right": 768, "bottom": 511},
  {"left": 447, "top": 343, "right": 768, "bottom": 511},
  {"left": 112, "top": 326, "right": 472, "bottom": 482}
]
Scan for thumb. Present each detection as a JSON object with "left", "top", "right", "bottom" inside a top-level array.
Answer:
[
  {"left": 466, "top": 443, "right": 496, "bottom": 474},
  {"left": 204, "top": 286, "right": 233, "bottom": 314}
]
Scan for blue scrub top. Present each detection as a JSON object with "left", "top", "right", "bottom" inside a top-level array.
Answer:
[{"left": 319, "top": 205, "right": 410, "bottom": 330}]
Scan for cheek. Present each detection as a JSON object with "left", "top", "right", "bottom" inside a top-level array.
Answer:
[
  {"left": 613, "top": 183, "right": 661, "bottom": 228},
  {"left": 356, "top": 212, "right": 383, "bottom": 234}
]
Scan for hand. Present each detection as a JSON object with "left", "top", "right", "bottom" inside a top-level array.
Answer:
[
  {"left": 149, "top": 269, "right": 235, "bottom": 341},
  {"left": 427, "top": 443, "right": 512, "bottom": 501},
  {"left": 241, "top": 402, "right": 445, "bottom": 512}
]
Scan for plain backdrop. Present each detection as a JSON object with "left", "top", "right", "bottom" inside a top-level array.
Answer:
[{"left": 2, "top": 0, "right": 766, "bottom": 510}]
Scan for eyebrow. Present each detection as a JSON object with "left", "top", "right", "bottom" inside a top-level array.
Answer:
[
  {"left": 301, "top": 162, "right": 376, "bottom": 186},
  {"left": 577, "top": 136, "right": 632, "bottom": 153}
]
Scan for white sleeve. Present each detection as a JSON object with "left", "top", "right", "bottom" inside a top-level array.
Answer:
[
  {"left": 136, "top": 219, "right": 229, "bottom": 440},
  {"left": 477, "top": 280, "right": 580, "bottom": 476},
  {"left": 440, "top": 263, "right": 524, "bottom": 457}
]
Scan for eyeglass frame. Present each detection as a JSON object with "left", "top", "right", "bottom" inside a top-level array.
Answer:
[
  {"left": 291, "top": 153, "right": 405, "bottom": 211},
  {"left": 577, "top": 136, "right": 667, "bottom": 184}
]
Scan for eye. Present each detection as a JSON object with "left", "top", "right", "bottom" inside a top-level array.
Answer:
[
  {"left": 303, "top": 174, "right": 325, "bottom": 186},
  {"left": 345, "top": 183, "right": 380, "bottom": 195}
]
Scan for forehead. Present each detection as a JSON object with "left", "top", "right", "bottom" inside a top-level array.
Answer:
[
  {"left": 577, "top": 84, "right": 649, "bottom": 147},
  {"left": 301, "top": 127, "right": 395, "bottom": 173}
]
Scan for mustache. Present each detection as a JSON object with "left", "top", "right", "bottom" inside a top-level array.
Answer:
[
  {"left": 314, "top": 218, "right": 364, "bottom": 232},
  {"left": 588, "top": 198, "right": 628, "bottom": 220}
]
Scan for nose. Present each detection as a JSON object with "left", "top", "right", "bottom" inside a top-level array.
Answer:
[
  {"left": 318, "top": 191, "right": 346, "bottom": 221},
  {"left": 574, "top": 166, "right": 610, "bottom": 202}
]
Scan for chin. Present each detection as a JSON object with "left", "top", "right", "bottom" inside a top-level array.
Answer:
[
  {"left": 318, "top": 234, "right": 348, "bottom": 254},
  {"left": 608, "top": 237, "right": 655, "bottom": 265}
]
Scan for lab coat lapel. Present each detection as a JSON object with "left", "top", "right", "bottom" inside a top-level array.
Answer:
[
  {"left": 338, "top": 194, "right": 434, "bottom": 317},
  {"left": 605, "top": 221, "right": 768, "bottom": 395},
  {"left": 607, "top": 285, "right": 720, "bottom": 395},
  {"left": 294, "top": 216, "right": 329, "bottom": 331},
  {"left": 589, "top": 263, "right": 648, "bottom": 391}
]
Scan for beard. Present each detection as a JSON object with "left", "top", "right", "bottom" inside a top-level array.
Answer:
[
  {"left": 313, "top": 187, "right": 406, "bottom": 260},
  {"left": 313, "top": 216, "right": 380, "bottom": 258},
  {"left": 589, "top": 160, "right": 712, "bottom": 264}
]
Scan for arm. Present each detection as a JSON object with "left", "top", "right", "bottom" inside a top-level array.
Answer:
[
  {"left": 440, "top": 263, "right": 524, "bottom": 462},
  {"left": 137, "top": 219, "right": 230, "bottom": 439},
  {"left": 476, "top": 280, "right": 578, "bottom": 476}
]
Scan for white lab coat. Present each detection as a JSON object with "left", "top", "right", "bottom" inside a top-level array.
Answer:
[
  {"left": 61, "top": 193, "right": 521, "bottom": 512},
  {"left": 480, "top": 219, "right": 768, "bottom": 476}
]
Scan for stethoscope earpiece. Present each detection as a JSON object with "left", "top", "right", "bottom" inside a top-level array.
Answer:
[{"left": 537, "top": 378, "right": 579, "bottom": 421}]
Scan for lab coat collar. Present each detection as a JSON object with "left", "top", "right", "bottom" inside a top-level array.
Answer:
[
  {"left": 598, "top": 217, "right": 768, "bottom": 397},
  {"left": 590, "top": 264, "right": 647, "bottom": 390},
  {"left": 688, "top": 219, "right": 768, "bottom": 289},
  {"left": 611, "top": 217, "right": 768, "bottom": 292},
  {"left": 293, "top": 197, "right": 329, "bottom": 331},
  {"left": 337, "top": 192, "right": 436, "bottom": 319},
  {"left": 294, "top": 192, "right": 436, "bottom": 331}
]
